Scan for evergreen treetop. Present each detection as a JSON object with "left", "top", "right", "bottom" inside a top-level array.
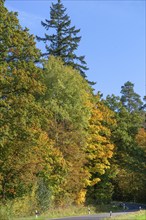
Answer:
[
  {"left": 120, "top": 81, "right": 143, "bottom": 112},
  {"left": 36, "top": 0, "right": 92, "bottom": 81}
]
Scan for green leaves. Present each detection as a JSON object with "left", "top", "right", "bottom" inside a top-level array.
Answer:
[
  {"left": 0, "top": 3, "right": 52, "bottom": 201},
  {"left": 1, "top": 0, "right": 146, "bottom": 210},
  {"left": 105, "top": 82, "right": 146, "bottom": 203},
  {"left": 39, "top": 56, "right": 92, "bottom": 205},
  {"left": 42, "top": 56, "right": 91, "bottom": 129}
]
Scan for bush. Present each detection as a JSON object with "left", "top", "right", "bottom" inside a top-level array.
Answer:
[
  {"left": 10, "top": 188, "right": 37, "bottom": 217},
  {"left": 0, "top": 206, "right": 10, "bottom": 220}
]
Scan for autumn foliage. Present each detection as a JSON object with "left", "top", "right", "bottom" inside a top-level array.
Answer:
[{"left": 0, "top": 1, "right": 146, "bottom": 216}]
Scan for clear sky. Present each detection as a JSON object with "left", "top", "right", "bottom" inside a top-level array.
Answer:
[{"left": 5, "top": 0, "right": 146, "bottom": 100}]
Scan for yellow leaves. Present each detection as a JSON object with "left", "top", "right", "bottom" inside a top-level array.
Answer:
[
  {"left": 90, "top": 178, "right": 101, "bottom": 186},
  {"left": 91, "top": 163, "right": 108, "bottom": 175},
  {"left": 75, "top": 189, "right": 87, "bottom": 205},
  {"left": 136, "top": 128, "right": 146, "bottom": 149},
  {"left": 86, "top": 97, "right": 116, "bottom": 184}
]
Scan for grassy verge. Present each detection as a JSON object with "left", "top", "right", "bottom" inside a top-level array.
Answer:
[
  {"left": 12, "top": 205, "right": 94, "bottom": 220},
  {"left": 10, "top": 204, "right": 122, "bottom": 220},
  {"left": 105, "top": 210, "right": 146, "bottom": 220}
]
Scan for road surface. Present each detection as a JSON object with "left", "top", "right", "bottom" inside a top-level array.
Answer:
[{"left": 49, "top": 212, "right": 131, "bottom": 220}]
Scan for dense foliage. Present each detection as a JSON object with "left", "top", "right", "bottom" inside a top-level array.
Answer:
[{"left": 0, "top": 0, "right": 146, "bottom": 217}]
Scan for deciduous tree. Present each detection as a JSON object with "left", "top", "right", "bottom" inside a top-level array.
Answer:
[
  {"left": 86, "top": 96, "right": 116, "bottom": 204},
  {"left": 39, "top": 56, "right": 92, "bottom": 205},
  {"left": 0, "top": 2, "right": 65, "bottom": 203}
]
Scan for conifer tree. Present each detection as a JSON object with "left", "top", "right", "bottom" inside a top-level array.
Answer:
[
  {"left": 120, "top": 81, "right": 143, "bottom": 112},
  {"left": 36, "top": 0, "right": 89, "bottom": 79},
  {"left": 105, "top": 84, "right": 146, "bottom": 203}
]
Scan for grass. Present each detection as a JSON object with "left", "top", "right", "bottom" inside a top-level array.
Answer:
[
  {"left": 104, "top": 210, "right": 146, "bottom": 220},
  {"left": 12, "top": 205, "right": 94, "bottom": 220},
  {"left": 10, "top": 204, "right": 122, "bottom": 220},
  {"left": 13, "top": 210, "right": 146, "bottom": 220},
  {"left": 3, "top": 203, "right": 143, "bottom": 220}
]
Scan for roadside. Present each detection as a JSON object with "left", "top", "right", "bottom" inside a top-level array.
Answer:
[{"left": 5, "top": 202, "right": 146, "bottom": 220}]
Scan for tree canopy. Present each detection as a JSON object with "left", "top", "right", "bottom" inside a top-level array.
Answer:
[{"left": 1, "top": 1, "right": 146, "bottom": 216}]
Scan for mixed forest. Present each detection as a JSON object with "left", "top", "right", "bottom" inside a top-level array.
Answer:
[{"left": 0, "top": 0, "right": 146, "bottom": 217}]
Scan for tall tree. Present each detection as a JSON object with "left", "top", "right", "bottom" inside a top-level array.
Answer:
[
  {"left": 0, "top": 2, "right": 65, "bottom": 203},
  {"left": 0, "top": 1, "right": 42, "bottom": 200},
  {"left": 39, "top": 56, "right": 93, "bottom": 205},
  {"left": 120, "top": 81, "right": 143, "bottom": 112},
  {"left": 105, "top": 83, "right": 146, "bottom": 203},
  {"left": 86, "top": 96, "right": 116, "bottom": 204},
  {"left": 36, "top": 0, "right": 89, "bottom": 80}
]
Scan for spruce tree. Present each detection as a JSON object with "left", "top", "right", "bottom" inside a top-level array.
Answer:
[{"left": 36, "top": 0, "right": 89, "bottom": 80}]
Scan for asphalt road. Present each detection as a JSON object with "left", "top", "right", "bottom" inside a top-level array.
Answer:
[
  {"left": 48, "top": 203, "right": 146, "bottom": 220},
  {"left": 49, "top": 212, "right": 131, "bottom": 220}
]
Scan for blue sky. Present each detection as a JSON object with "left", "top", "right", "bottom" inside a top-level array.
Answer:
[{"left": 5, "top": 0, "right": 145, "bottom": 99}]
